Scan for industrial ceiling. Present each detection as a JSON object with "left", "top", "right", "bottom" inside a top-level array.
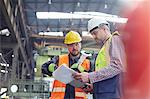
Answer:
[{"left": 23, "top": 0, "right": 125, "bottom": 34}]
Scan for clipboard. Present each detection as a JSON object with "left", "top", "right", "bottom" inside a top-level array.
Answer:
[{"left": 52, "top": 64, "right": 85, "bottom": 88}]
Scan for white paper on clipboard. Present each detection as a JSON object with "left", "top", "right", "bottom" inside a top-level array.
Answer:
[{"left": 52, "top": 64, "right": 85, "bottom": 88}]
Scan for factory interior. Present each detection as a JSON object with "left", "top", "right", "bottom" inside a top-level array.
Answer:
[{"left": 0, "top": 0, "right": 150, "bottom": 99}]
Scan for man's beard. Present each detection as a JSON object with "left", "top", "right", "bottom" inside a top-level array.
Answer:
[
  {"left": 70, "top": 50, "right": 80, "bottom": 56},
  {"left": 95, "top": 39, "right": 105, "bottom": 48}
]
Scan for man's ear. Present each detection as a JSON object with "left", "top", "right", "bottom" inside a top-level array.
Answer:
[
  {"left": 101, "top": 26, "right": 106, "bottom": 31},
  {"left": 102, "top": 25, "right": 110, "bottom": 32},
  {"left": 65, "top": 44, "right": 68, "bottom": 48}
]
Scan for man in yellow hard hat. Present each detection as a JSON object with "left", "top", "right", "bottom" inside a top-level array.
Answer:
[
  {"left": 42, "top": 31, "right": 92, "bottom": 99},
  {"left": 73, "top": 18, "right": 126, "bottom": 99}
]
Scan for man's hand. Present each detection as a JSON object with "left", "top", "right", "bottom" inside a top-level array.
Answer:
[
  {"left": 81, "top": 83, "right": 93, "bottom": 93},
  {"left": 72, "top": 72, "right": 90, "bottom": 83}
]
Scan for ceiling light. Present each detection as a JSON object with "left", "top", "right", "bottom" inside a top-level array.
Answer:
[
  {"left": 36, "top": 12, "right": 128, "bottom": 23},
  {"left": 36, "top": 12, "right": 92, "bottom": 19},
  {"left": 74, "top": 12, "right": 118, "bottom": 17},
  {"left": 38, "top": 31, "right": 63, "bottom": 36},
  {"left": 104, "top": 4, "right": 108, "bottom": 9},
  {"left": 77, "top": 2, "right": 80, "bottom": 7}
]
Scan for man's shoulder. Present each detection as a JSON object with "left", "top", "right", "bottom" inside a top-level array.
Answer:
[{"left": 111, "top": 34, "right": 122, "bottom": 43}]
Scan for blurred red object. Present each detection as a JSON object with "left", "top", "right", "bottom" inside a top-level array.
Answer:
[{"left": 122, "top": 0, "right": 150, "bottom": 99}]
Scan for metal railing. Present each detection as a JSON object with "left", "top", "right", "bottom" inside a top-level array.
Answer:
[{"left": 8, "top": 79, "right": 53, "bottom": 99}]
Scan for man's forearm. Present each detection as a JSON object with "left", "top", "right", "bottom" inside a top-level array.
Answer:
[{"left": 88, "top": 59, "right": 123, "bottom": 83}]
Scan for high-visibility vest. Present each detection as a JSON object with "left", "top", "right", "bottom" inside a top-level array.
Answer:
[
  {"left": 95, "top": 32, "right": 119, "bottom": 70},
  {"left": 50, "top": 54, "right": 90, "bottom": 99}
]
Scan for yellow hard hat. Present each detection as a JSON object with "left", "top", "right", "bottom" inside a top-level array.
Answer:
[{"left": 64, "top": 31, "right": 82, "bottom": 44}]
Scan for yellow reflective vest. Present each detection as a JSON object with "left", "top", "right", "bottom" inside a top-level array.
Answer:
[{"left": 95, "top": 32, "right": 119, "bottom": 70}]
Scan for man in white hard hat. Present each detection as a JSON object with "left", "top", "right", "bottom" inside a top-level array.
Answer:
[{"left": 73, "top": 18, "right": 126, "bottom": 99}]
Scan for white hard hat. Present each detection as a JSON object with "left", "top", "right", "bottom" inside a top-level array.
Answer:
[{"left": 88, "top": 18, "right": 109, "bottom": 33}]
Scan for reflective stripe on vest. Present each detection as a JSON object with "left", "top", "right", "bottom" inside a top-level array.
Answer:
[
  {"left": 51, "top": 54, "right": 90, "bottom": 99},
  {"left": 75, "top": 92, "right": 86, "bottom": 97},
  {"left": 95, "top": 32, "right": 119, "bottom": 71},
  {"left": 53, "top": 87, "right": 66, "bottom": 92},
  {"left": 53, "top": 87, "right": 86, "bottom": 97}
]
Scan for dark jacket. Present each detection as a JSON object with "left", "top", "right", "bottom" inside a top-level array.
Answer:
[{"left": 93, "top": 74, "right": 122, "bottom": 99}]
